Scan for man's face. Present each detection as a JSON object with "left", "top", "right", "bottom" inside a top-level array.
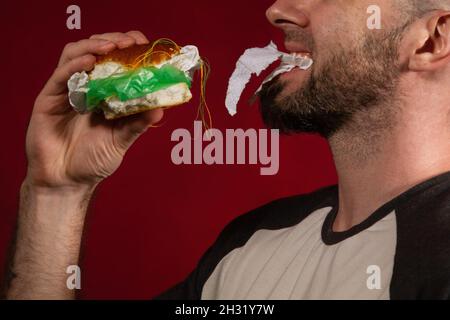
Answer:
[{"left": 260, "top": 0, "right": 406, "bottom": 138}]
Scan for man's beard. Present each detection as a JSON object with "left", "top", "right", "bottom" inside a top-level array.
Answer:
[{"left": 259, "top": 30, "right": 404, "bottom": 138}]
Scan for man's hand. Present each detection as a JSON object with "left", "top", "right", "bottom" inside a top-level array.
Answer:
[
  {"left": 26, "top": 31, "right": 163, "bottom": 190},
  {"left": 5, "top": 31, "right": 161, "bottom": 299}
]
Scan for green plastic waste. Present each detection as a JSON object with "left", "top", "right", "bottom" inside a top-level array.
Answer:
[{"left": 86, "top": 64, "right": 192, "bottom": 110}]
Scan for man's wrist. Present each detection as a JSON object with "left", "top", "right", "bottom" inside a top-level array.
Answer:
[
  {"left": 21, "top": 176, "right": 98, "bottom": 200},
  {"left": 19, "top": 180, "right": 97, "bottom": 227}
]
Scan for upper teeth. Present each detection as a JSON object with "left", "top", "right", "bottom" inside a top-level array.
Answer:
[{"left": 292, "top": 52, "right": 311, "bottom": 58}]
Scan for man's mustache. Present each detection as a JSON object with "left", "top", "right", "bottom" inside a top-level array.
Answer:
[{"left": 284, "top": 30, "right": 315, "bottom": 52}]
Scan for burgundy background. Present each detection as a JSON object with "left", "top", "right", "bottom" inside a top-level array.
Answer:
[{"left": 0, "top": 0, "right": 337, "bottom": 299}]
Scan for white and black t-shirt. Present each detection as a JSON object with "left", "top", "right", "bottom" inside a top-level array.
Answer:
[{"left": 156, "top": 171, "right": 450, "bottom": 300}]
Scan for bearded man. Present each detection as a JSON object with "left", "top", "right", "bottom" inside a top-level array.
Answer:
[{"left": 4, "top": 0, "right": 450, "bottom": 300}]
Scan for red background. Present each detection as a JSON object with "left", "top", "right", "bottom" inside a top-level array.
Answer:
[{"left": 0, "top": 0, "right": 337, "bottom": 299}]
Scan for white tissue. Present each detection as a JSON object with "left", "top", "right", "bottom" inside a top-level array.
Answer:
[
  {"left": 225, "top": 41, "right": 313, "bottom": 116},
  {"left": 68, "top": 71, "right": 90, "bottom": 114}
]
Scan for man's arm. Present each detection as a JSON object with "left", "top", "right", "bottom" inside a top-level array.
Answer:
[
  {"left": 4, "top": 182, "right": 95, "bottom": 299},
  {"left": 3, "top": 30, "right": 163, "bottom": 299}
]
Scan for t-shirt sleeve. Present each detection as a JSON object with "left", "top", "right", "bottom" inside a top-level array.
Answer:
[
  {"left": 152, "top": 192, "right": 326, "bottom": 300},
  {"left": 152, "top": 203, "right": 273, "bottom": 300},
  {"left": 152, "top": 246, "right": 214, "bottom": 300}
]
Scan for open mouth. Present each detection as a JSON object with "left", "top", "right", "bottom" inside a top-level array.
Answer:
[
  {"left": 284, "top": 52, "right": 314, "bottom": 71},
  {"left": 293, "top": 52, "right": 312, "bottom": 60},
  {"left": 285, "top": 42, "right": 312, "bottom": 58}
]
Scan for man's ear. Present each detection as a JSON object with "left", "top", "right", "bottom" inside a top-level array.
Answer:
[{"left": 408, "top": 11, "right": 450, "bottom": 71}]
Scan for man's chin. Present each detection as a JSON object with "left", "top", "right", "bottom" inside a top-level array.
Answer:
[
  {"left": 259, "top": 68, "right": 334, "bottom": 137},
  {"left": 258, "top": 77, "right": 306, "bottom": 135}
]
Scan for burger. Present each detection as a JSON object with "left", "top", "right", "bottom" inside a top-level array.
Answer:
[{"left": 68, "top": 39, "right": 208, "bottom": 120}]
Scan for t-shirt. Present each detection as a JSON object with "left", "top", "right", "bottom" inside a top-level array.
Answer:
[{"left": 155, "top": 171, "right": 450, "bottom": 300}]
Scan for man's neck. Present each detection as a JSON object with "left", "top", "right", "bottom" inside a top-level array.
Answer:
[{"left": 328, "top": 102, "right": 450, "bottom": 232}]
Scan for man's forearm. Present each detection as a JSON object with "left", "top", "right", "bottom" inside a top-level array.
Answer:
[{"left": 4, "top": 180, "right": 96, "bottom": 299}]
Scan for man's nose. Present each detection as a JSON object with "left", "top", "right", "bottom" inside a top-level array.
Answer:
[{"left": 266, "top": 0, "right": 309, "bottom": 29}]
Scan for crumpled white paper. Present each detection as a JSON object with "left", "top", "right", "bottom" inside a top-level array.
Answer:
[{"left": 225, "top": 41, "right": 313, "bottom": 116}]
